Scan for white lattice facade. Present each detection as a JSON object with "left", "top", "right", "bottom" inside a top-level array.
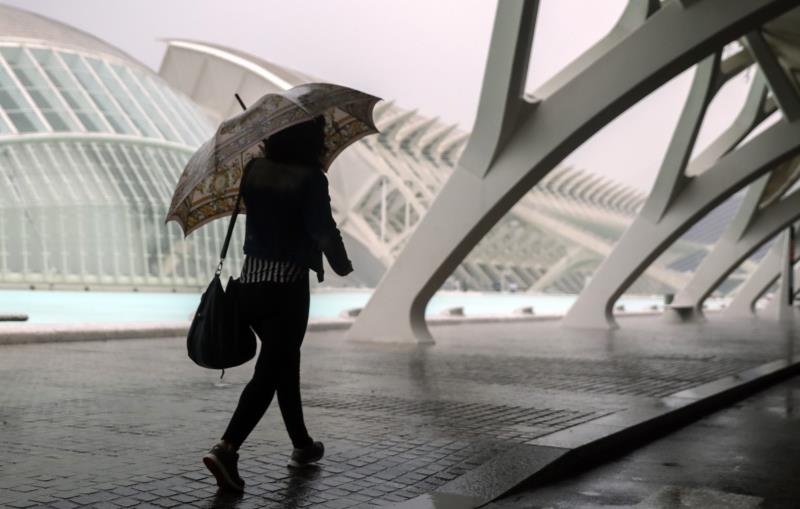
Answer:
[{"left": 0, "top": 6, "right": 249, "bottom": 290}]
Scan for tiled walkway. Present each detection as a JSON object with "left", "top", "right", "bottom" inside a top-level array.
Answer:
[{"left": 0, "top": 316, "right": 792, "bottom": 508}]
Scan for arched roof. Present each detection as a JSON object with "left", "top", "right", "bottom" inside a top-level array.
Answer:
[{"left": 0, "top": 4, "right": 143, "bottom": 68}]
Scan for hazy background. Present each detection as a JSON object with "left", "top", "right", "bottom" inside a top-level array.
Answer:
[{"left": 2, "top": 0, "right": 753, "bottom": 192}]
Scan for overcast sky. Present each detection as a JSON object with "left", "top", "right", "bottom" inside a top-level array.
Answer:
[{"left": 2, "top": 0, "right": 752, "bottom": 192}]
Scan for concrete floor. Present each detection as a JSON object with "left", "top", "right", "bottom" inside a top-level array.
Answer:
[
  {"left": 490, "top": 374, "right": 800, "bottom": 509},
  {"left": 0, "top": 315, "right": 796, "bottom": 508}
]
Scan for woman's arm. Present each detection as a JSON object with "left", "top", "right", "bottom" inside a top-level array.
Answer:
[{"left": 302, "top": 170, "right": 353, "bottom": 276}]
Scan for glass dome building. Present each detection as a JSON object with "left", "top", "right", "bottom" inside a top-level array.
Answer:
[{"left": 0, "top": 5, "right": 241, "bottom": 291}]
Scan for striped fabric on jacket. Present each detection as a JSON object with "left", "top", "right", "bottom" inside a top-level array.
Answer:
[{"left": 239, "top": 255, "right": 304, "bottom": 283}]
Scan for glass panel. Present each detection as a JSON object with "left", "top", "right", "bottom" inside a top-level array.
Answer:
[
  {"left": 6, "top": 112, "right": 37, "bottom": 132},
  {"left": 138, "top": 75, "right": 202, "bottom": 145},
  {"left": 30, "top": 48, "right": 107, "bottom": 133},
  {"left": 124, "top": 145, "right": 163, "bottom": 200},
  {"left": 167, "top": 83, "right": 213, "bottom": 132},
  {"left": 167, "top": 86, "right": 215, "bottom": 141},
  {"left": 123, "top": 145, "right": 163, "bottom": 278},
  {"left": 0, "top": 47, "right": 79, "bottom": 132},
  {"left": 3, "top": 144, "right": 35, "bottom": 204},
  {"left": 102, "top": 144, "right": 139, "bottom": 278},
  {"left": 58, "top": 203, "right": 83, "bottom": 277},
  {"left": 112, "top": 64, "right": 180, "bottom": 142},
  {"left": 37, "top": 143, "right": 78, "bottom": 207},
  {"left": 0, "top": 146, "right": 24, "bottom": 204},
  {"left": 112, "top": 145, "right": 149, "bottom": 202},
  {"left": 46, "top": 142, "right": 90, "bottom": 205},
  {"left": 59, "top": 52, "right": 135, "bottom": 135},
  {"left": 148, "top": 147, "right": 180, "bottom": 199},
  {"left": 147, "top": 74, "right": 213, "bottom": 141},
  {"left": 0, "top": 113, "right": 11, "bottom": 133},
  {"left": 162, "top": 148, "right": 191, "bottom": 196},
  {"left": 0, "top": 62, "right": 46, "bottom": 132},
  {"left": 86, "top": 58, "right": 160, "bottom": 138},
  {"left": 17, "top": 143, "right": 58, "bottom": 205},
  {"left": 93, "top": 144, "right": 129, "bottom": 201},
  {"left": 62, "top": 142, "right": 105, "bottom": 278},
  {"left": 62, "top": 142, "right": 106, "bottom": 201}
]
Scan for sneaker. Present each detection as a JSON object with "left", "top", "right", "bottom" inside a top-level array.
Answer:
[
  {"left": 203, "top": 444, "right": 245, "bottom": 492},
  {"left": 288, "top": 440, "right": 324, "bottom": 468}
]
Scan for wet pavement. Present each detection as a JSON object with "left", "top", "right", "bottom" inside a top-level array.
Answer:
[
  {"left": 0, "top": 315, "right": 796, "bottom": 508},
  {"left": 488, "top": 374, "right": 800, "bottom": 509}
]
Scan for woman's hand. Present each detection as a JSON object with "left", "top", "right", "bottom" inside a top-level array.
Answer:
[{"left": 337, "top": 259, "right": 354, "bottom": 277}]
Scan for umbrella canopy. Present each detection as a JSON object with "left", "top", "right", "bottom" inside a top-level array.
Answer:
[{"left": 165, "top": 82, "right": 381, "bottom": 236}]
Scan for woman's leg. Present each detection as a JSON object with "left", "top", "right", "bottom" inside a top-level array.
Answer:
[
  {"left": 275, "top": 275, "right": 313, "bottom": 449},
  {"left": 220, "top": 328, "right": 280, "bottom": 450},
  {"left": 220, "top": 282, "right": 281, "bottom": 450}
]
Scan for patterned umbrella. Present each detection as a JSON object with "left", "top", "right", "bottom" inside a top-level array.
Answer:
[{"left": 165, "top": 82, "right": 381, "bottom": 236}]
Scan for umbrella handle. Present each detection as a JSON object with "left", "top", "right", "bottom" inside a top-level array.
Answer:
[{"left": 235, "top": 93, "right": 247, "bottom": 111}]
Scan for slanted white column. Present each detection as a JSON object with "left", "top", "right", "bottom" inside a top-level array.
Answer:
[
  {"left": 724, "top": 231, "right": 800, "bottom": 317},
  {"left": 764, "top": 228, "right": 796, "bottom": 321}
]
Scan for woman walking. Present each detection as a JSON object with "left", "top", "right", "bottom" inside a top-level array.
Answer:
[{"left": 202, "top": 115, "right": 353, "bottom": 493}]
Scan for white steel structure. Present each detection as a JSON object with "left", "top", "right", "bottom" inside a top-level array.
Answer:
[
  {"left": 0, "top": 5, "right": 248, "bottom": 291},
  {"left": 159, "top": 40, "right": 741, "bottom": 294},
  {"left": 344, "top": 0, "right": 800, "bottom": 342}
]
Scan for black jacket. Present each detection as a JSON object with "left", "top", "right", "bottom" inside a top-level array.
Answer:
[{"left": 240, "top": 157, "right": 352, "bottom": 282}]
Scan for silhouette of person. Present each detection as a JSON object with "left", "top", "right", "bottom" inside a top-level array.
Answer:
[{"left": 203, "top": 115, "right": 353, "bottom": 492}]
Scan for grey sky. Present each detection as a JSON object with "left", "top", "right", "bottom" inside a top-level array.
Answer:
[{"left": 2, "top": 0, "right": 750, "bottom": 192}]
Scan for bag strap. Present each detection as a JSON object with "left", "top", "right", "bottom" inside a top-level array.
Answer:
[{"left": 215, "top": 162, "right": 250, "bottom": 276}]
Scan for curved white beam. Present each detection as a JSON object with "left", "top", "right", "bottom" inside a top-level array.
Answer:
[{"left": 163, "top": 40, "right": 293, "bottom": 91}]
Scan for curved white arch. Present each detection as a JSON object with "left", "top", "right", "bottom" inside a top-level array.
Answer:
[{"left": 164, "top": 40, "right": 293, "bottom": 91}]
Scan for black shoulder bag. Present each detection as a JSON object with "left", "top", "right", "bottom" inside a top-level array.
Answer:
[{"left": 187, "top": 165, "right": 256, "bottom": 378}]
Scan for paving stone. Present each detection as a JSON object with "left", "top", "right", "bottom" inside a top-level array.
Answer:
[
  {"left": 108, "top": 498, "right": 141, "bottom": 508},
  {"left": 7, "top": 501, "right": 38, "bottom": 508},
  {"left": 43, "top": 502, "right": 78, "bottom": 509},
  {"left": 150, "top": 499, "right": 183, "bottom": 508},
  {"left": 131, "top": 492, "right": 160, "bottom": 502},
  {"left": 90, "top": 502, "right": 120, "bottom": 509}
]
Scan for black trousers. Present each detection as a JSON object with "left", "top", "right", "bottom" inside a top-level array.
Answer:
[{"left": 221, "top": 273, "right": 313, "bottom": 450}]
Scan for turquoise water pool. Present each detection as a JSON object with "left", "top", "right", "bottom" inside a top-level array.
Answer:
[{"left": 0, "top": 289, "right": 717, "bottom": 325}]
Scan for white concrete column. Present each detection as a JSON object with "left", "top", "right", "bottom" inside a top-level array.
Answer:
[{"left": 764, "top": 227, "right": 795, "bottom": 321}]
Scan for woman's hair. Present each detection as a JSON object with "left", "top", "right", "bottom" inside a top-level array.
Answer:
[{"left": 262, "top": 115, "right": 326, "bottom": 167}]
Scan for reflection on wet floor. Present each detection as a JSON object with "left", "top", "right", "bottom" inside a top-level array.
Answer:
[
  {"left": 613, "top": 486, "right": 762, "bottom": 509},
  {"left": 194, "top": 465, "right": 326, "bottom": 509},
  {"left": 490, "top": 375, "right": 800, "bottom": 509}
]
